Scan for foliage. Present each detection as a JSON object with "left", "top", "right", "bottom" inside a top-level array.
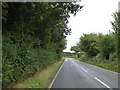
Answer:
[
  {"left": 70, "top": 45, "right": 81, "bottom": 58},
  {"left": 74, "top": 33, "right": 116, "bottom": 60},
  {"left": 78, "top": 33, "right": 99, "bottom": 57},
  {"left": 74, "top": 32, "right": 118, "bottom": 72},
  {"left": 111, "top": 12, "right": 120, "bottom": 72},
  {"left": 71, "top": 46, "right": 80, "bottom": 53},
  {"left": 72, "top": 32, "right": 116, "bottom": 61},
  {"left": 13, "top": 58, "right": 65, "bottom": 88},
  {"left": 111, "top": 12, "right": 120, "bottom": 62},
  {"left": 2, "top": 2, "right": 82, "bottom": 87},
  {"left": 69, "top": 12, "right": 119, "bottom": 73},
  {"left": 99, "top": 34, "right": 115, "bottom": 59}
]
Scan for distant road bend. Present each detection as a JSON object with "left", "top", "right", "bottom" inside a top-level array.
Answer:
[{"left": 50, "top": 58, "right": 119, "bottom": 89}]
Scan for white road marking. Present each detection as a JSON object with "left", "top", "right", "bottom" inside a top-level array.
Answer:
[
  {"left": 80, "top": 67, "right": 88, "bottom": 73},
  {"left": 49, "top": 58, "right": 67, "bottom": 88},
  {"left": 94, "top": 77, "right": 112, "bottom": 90},
  {"left": 75, "top": 59, "right": 118, "bottom": 74}
]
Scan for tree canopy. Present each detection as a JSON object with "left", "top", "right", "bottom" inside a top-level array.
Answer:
[{"left": 2, "top": 2, "right": 82, "bottom": 87}]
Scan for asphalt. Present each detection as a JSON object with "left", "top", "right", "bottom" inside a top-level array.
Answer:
[{"left": 51, "top": 58, "right": 119, "bottom": 89}]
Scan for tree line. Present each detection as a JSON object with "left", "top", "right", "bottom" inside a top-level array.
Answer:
[
  {"left": 2, "top": 2, "right": 82, "bottom": 87},
  {"left": 71, "top": 12, "right": 120, "bottom": 72}
]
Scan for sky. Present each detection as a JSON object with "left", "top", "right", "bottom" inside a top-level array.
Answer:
[{"left": 63, "top": 0, "right": 120, "bottom": 52}]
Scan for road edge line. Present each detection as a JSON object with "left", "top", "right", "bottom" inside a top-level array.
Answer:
[
  {"left": 49, "top": 58, "right": 67, "bottom": 89},
  {"left": 75, "top": 59, "right": 118, "bottom": 74}
]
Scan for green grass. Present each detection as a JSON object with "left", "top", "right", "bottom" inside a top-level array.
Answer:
[
  {"left": 13, "top": 57, "right": 65, "bottom": 88},
  {"left": 75, "top": 57, "right": 119, "bottom": 73}
]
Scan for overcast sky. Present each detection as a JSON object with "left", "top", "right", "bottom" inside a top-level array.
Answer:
[{"left": 63, "top": 0, "right": 120, "bottom": 52}]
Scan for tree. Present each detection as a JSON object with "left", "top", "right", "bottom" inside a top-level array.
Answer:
[
  {"left": 2, "top": 2, "right": 83, "bottom": 86},
  {"left": 111, "top": 12, "right": 120, "bottom": 61},
  {"left": 71, "top": 46, "right": 80, "bottom": 53},
  {"left": 99, "top": 34, "right": 115, "bottom": 59},
  {"left": 78, "top": 33, "right": 99, "bottom": 57},
  {"left": 71, "top": 45, "right": 80, "bottom": 58}
]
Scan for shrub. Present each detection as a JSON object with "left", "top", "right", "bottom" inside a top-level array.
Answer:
[
  {"left": 2, "top": 35, "right": 59, "bottom": 87},
  {"left": 109, "top": 53, "right": 116, "bottom": 61}
]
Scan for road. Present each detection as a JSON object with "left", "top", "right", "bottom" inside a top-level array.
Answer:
[{"left": 50, "top": 58, "right": 119, "bottom": 89}]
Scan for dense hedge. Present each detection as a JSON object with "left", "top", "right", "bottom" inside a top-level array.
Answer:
[
  {"left": 2, "top": 34, "right": 58, "bottom": 86},
  {"left": 2, "top": 2, "right": 81, "bottom": 87}
]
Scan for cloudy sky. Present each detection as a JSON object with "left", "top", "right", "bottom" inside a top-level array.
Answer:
[{"left": 63, "top": 0, "right": 120, "bottom": 52}]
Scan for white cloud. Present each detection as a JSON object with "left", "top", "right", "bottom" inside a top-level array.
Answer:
[{"left": 63, "top": 0, "right": 120, "bottom": 52}]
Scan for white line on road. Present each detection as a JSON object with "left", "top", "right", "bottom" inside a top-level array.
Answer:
[
  {"left": 49, "top": 58, "right": 67, "bottom": 88},
  {"left": 94, "top": 77, "right": 112, "bottom": 90},
  {"left": 80, "top": 67, "right": 88, "bottom": 73},
  {"left": 75, "top": 59, "right": 118, "bottom": 74}
]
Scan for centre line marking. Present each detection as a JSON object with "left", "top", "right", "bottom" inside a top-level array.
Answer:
[
  {"left": 94, "top": 77, "right": 112, "bottom": 90},
  {"left": 80, "top": 67, "right": 88, "bottom": 73}
]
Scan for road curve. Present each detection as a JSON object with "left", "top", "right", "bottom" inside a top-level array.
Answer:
[{"left": 50, "top": 58, "right": 119, "bottom": 89}]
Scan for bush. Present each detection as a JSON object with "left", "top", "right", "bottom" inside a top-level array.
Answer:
[
  {"left": 2, "top": 35, "right": 59, "bottom": 87},
  {"left": 109, "top": 53, "right": 116, "bottom": 61}
]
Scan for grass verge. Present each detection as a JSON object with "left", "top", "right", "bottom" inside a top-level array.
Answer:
[
  {"left": 13, "top": 57, "right": 65, "bottom": 88},
  {"left": 75, "top": 57, "right": 119, "bottom": 73}
]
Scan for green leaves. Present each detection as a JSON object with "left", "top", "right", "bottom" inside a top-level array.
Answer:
[
  {"left": 2, "top": 2, "right": 82, "bottom": 87},
  {"left": 111, "top": 12, "right": 120, "bottom": 62},
  {"left": 78, "top": 34, "right": 99, "bottom": 57},
  {"left": 77, "top": 33, "right": 115, "bottom": 59},
  {"left": 99, "top": 34, "right": 115, "bottom": 59},
  {"left": 71, "top": 46, "right": 80, "bottom": 53}
]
